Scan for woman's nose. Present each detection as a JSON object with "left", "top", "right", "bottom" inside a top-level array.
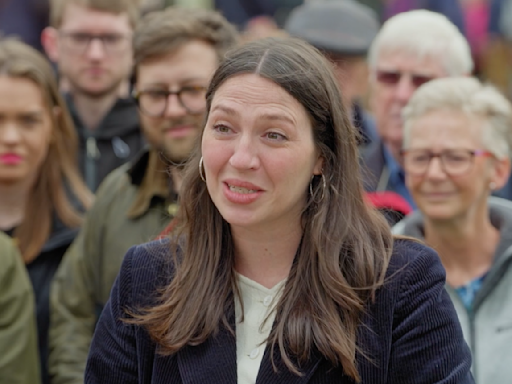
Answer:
[
  {"left": 0, "top": 123, "right": 22, "bottom": 144},
  {"left": 228, "top": 135, "right": 260, "bottom": 170}
]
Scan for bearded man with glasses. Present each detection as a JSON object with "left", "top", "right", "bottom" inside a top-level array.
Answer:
[
  {"left": 361, "top": 10, "right": 473, "bottom": 208},
  {"left": 48, "top": 8, "right": 238, "bottom": 384},
  {"left": 393, "top": 77, "right": 512, "bottom": 384}
]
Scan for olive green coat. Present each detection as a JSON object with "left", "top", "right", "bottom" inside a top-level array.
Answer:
[
  {"left": 0, "top": 232, "right": 41, "bottom": 384},
  {"left": 48, "top": 150, "right": 174, "bottom": 384}
]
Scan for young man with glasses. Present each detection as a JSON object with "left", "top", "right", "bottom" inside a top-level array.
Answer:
[
  {"left": 48, "top": 8, "right": 238, "bottom": 384},
  {"left": 361, "top": 10, "right": 473, "bottom": 208},
  {"left": 42, "top": 0, "right": 143, "bottom": 192}
]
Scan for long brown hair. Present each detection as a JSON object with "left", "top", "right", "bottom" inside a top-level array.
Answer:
[
  {"left": 0, "top": 38, "right": 93, "bottom": 263},
  {"left": 130, "top": 37, "right": 393, "bottom": 382}
]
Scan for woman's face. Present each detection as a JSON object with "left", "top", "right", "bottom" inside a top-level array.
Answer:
[
  {"left": 202, "top": 74, "right": 323, "bottom": 232},
  {"left": 405, "top": 109, "right": 508, "bottom": 222},
  {"left": 0, "top": 76, "right": 53, "bottom": 186}
]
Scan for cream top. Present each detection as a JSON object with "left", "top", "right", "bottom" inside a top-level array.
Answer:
[{"left": 235, "top": 274, "right": 286, "bottom": 384}]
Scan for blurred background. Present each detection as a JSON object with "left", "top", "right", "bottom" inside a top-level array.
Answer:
[{"left": 2, "top": 0, "right": 512, "bottom": 98}]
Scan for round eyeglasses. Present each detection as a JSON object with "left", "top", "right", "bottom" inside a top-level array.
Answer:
[
  {"left": 401, "top": 149, "right": 494, "bottom": 176},
  {"left": 132, "top": 86, "right": 207, "bottom": 117}
]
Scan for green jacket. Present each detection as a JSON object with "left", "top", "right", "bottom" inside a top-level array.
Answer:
[
  {"left": 49, "top": 150, "right": 175, "bottom": 384},
  {"left": 0, "top": 232, "right": 41, "bottom": 384}
]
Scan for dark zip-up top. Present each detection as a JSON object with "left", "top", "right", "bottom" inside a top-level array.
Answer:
[{"left": 64, "top": 94, "right": 144, "bottom": 192}]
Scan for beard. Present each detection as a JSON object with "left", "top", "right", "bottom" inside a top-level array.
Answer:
[{"left": 151, "top": 114, "right": 204, "bottom": 164}]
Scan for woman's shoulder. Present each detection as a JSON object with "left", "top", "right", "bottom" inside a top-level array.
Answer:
[
  {"left": 0, "top": 232, "right": 22, "bottom": 272},
  {"left": 381, "top": 237, "right": 446, "bottom": 298},
  {"left": 126, "top": 237, "right": 173, "bottom": 269},
  {"left": 0, "top": 232, "right": 32, "bottom": 294},
  {"left": 359, "top": 238, "right": 473, "bottom": 382},
  {"left": 388, "top": 237, "right": 441, "bottom": 272},
  {"left": 117, "top": 238, "right": 175, "bottom": 305}
]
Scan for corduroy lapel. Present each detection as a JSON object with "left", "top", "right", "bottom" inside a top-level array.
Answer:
[
  {"left": 177, "top": 307, "right": 237, "bottom": 384},
  {"left": 255, "top": 343, "right": 323, "bottom": 384},
  {"left": 176, "top": 297, "right": 323, "bottom": 384}
]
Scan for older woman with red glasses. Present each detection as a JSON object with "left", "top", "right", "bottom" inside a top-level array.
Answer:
[{"left": 393, "top": 76, "right": 512, "bottom": 384}]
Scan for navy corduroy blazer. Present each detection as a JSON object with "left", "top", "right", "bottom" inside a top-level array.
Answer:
[{"left": 85, "top": 239, "right": 474, "bottom": 384}]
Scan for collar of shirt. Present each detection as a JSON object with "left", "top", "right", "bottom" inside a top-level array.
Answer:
[{"left": 127, "top": 149, "right": 174, "bottom": 219}]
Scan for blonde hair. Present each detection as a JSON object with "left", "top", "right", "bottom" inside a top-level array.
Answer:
[
  {"left": 50, "top": 0, "right": 140, "bottom": 28},
  {"left": 0, "top": 38, "right": 93, "bottom": 262},
  {"left": 133, "top": 7, "right": 238, "bottom": 67},
  {"left": 402, "top": 77, "right": 512, "bottom": 160},
  {"left": 368, "top": 10, "right": 473, "bottom": 76}
]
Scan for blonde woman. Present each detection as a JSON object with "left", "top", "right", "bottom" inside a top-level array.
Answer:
[{"left": 0, "top": 38, "right": 92, "bottom": 384}]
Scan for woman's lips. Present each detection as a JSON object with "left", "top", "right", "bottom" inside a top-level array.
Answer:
[
  {"left": 223, "top": 180, "right": 264, "bottom": 204},
  {"left": 0, "top": 153, "right": 23, "bottom": 164}
]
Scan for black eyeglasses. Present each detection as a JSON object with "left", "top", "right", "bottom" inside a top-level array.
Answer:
[
  {"left": 59, "top": 31, "right": 131, "bottom": 55},
  {"left": 376, "top": 69, "right": 434, "bottom": 88},
  {"left": 401, "top": 148, "right": 494, "bottom": 176},
  {"left": 132, "top": 86, "right": 207, "bottom": 117}
]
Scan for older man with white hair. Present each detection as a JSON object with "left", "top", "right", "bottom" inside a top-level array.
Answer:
[{"left": 361, "top": 10, "right": 474, "bottom": 208}]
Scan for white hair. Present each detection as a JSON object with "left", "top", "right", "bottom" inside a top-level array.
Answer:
[
  {"left": 368, "top": 10, "right": 473, "bottom": 76},
  {"left": 402, "top": 77, "right": 512, "bottom": 160}
]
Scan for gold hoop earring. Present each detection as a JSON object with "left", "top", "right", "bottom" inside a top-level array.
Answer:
[
  {"left": 309, "top": 173, "right": 327, "bottom": 202},
  {"left": 199, "top": 156, "right": 206, "bottom": 182}
]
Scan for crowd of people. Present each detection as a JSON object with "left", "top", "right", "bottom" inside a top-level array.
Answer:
[{"left": 1, "top": 0, "right": 511, "bottom": 383}]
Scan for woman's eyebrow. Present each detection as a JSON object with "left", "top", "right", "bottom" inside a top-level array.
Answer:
[{"left": 211, "top": 104, "right": 295, "bottom": 125}]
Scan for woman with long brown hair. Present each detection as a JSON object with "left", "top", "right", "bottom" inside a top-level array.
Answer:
[
  {"left": 0, "top": 38, "right": 92, "bottom": 384},
  {"left": 85, "top": 37, "right": 473, "bottom": 383}
]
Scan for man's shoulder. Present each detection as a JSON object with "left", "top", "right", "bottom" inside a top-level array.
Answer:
[{"left": 95, "top": 163, "right": 137, "bottom": 199}]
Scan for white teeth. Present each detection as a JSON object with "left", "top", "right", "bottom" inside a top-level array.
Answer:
[{"left": 228, "top": 185, "right": 256, "bottom": 194}]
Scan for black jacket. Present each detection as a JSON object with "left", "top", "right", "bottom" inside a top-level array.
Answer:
[
  {"left": 26, "top": 216, "right": 78, "bottom": 384},
  {"left": 85, "top": 239, "right": 474, "bottom": 384},
  {"left": 65, "top": 94, "right": 145, "bottom": 192}
]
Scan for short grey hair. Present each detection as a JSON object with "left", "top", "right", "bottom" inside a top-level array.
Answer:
[
  {"left": 402, "top": 77, "right": 512, "bottom": 160},
  {"left": 368, "top": 10, "right": 473, "bottom": 76}
]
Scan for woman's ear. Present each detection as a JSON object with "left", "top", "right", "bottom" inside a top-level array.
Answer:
[
  {"left": 313, "top": 156, "right": 324, "bottom": 175},
  {"left": 491, "top": 156, "right": 511, "bottom": 190}
]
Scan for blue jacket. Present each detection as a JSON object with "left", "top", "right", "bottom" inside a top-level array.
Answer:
[{"left": 85, "top": 239, "right": 473, "bottom": 383}]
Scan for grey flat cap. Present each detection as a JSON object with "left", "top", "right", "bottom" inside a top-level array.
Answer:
[{"left": 284, "top": 0, "right": 380, "bottom": 56}]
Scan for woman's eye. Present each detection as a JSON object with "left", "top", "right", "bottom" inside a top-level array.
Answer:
[
  {"left": 20, "top": 116, "right": 39, "bottom": 126},
  {"left": 266, "top": 132, "right": 286, "bottom": 141},
  {"left": 213, "top": 124, "right": 231, "bottom": 133}
]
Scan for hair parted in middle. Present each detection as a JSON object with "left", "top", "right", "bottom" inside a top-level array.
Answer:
[
  {"left": 128, "top": 37, "right": 393, "bottom": 382},
  {"left": 133, "top": 7, "right": 239, "bottom": 68},
  {"left": 0, "top": 37, "right": 93, "bottom": 263}
]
